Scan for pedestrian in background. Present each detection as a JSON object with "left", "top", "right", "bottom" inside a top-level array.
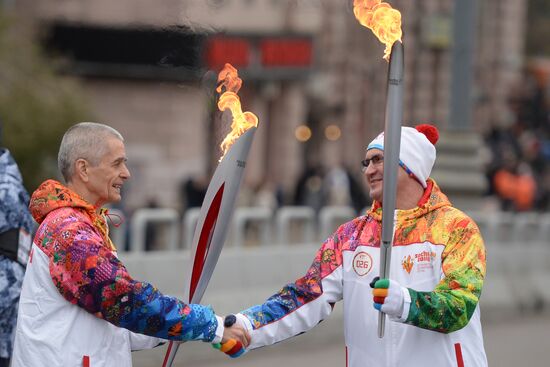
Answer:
[{"left": 0, "top": 124, "right": 34, "bottom": 367}]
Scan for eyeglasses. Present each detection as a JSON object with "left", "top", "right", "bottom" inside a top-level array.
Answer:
[{"left": 361, "top": 155, "right": 384, "bottom": 171}]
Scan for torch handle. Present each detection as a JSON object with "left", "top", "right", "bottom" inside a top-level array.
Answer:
[
  {"left": 378, "top": 311, "right": 386, "bottom": 338},
  {"left": 162, "top": 342, "right": 181, "bottom": 367},
  {"left": 377, "top": 243, "right": 392, "bottom": 338}
]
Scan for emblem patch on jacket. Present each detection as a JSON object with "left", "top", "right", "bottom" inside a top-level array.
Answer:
[
  {"left": 352, "top": 252, "right": 373, "bottom": 276},
  {"left": 402, "top": 255, "right": 414, "bottom": 274},
  {"left": 402, "top": 250, "right": 437, "bottom": 274}
]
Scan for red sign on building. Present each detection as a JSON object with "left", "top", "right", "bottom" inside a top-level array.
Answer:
[
  {"left": 260, "top": 38, "right": 312, "bottom": 67},
  {"left": 205, "top": 37, "right": 251, "bottom": 70},
  {"left": 205, "top": 35, "right": 313, "bottom": 73}
]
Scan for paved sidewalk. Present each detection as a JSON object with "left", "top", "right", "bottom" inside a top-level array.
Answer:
[{"left": 132, "top": 312, "right": 550, "bottom": 367}]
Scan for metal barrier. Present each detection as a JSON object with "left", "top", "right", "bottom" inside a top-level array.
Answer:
[
  {"left": 275, "top": 206, "right": 316, "bottom": 245},
  {"left": 123, "top": 207, "right": 548, "bottom": 251},
  {"left": 514, "top": 213, "right": 541, "bottom": 243},
  {"left": 232, "top": 207, "right": 272, "bottom": 247},
  {"left": 118, "top": 206, "right": 550, "bottom": 316},
  {"left": 527, "top": 242, "right": 550, "bottom": 305},
  {"left": 182, "top": 207, "right": 201, "bottom": 249},
  {"left": 120, "top": 240, "right": 550, "bottom": 316},
  {"left": 540, "top": 214, "right": 550, "bottom": 243},
  {"left": 129, "top": 208, "right": 180, "bottom": 252},
  {"left": 319, "top": 206, "right": 356, "bottom": 241},
  {"left": 467, "top": 211, "right": 549, "bottom": 246}
]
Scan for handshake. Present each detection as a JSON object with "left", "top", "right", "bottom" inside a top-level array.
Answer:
[{"left": 212, "top": 314, "right": 251, "bottom": 359}]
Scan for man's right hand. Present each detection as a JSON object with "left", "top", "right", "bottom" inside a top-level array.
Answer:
[{"left": 213, "top": 314, "right": 251, "bottom": 358}]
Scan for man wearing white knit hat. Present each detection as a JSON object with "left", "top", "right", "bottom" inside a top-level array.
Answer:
[{"left": 217, "top": 124, "right": 488, "bottom": 367}]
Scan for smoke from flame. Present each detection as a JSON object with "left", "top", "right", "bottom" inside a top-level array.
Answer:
[
  {"left": 216, "top": 63, "right": 259, "bottom": 161},
  {"left": 353, "top": 0, "right": 402, "bottom": 60}
]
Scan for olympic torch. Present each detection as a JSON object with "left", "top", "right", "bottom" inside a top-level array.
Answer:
[
  {"left": 352, "top": 0, "right": 404, "bottom": 339},
  {"left": 162, "top": 64, "right": 258, "bottom": 367},
  {"left": 378, "top": 40, "right": 404, "bottom": 338}
]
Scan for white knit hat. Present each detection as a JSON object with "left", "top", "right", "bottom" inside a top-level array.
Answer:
[{"left": 366, "top": 124, "right": 439, "bottom": 188}]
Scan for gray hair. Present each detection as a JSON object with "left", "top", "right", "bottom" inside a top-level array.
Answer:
[{"left": 58, "top": 122, "right": 124, "bottom": 182}]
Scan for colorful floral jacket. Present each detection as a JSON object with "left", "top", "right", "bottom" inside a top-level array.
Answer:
[
  {"left": 12, "top": 180, "right": 221, "bottom": 367},
  {"left": 239, "top": 179, "right": 487, "bottom": 367}
]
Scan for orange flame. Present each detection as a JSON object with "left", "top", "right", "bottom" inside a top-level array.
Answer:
[
  {"left": 353, "top": 0, "right": 402, "bottom": 60},
  {"left": 216, "top": 63, "right": 259, "bottom": 161}
]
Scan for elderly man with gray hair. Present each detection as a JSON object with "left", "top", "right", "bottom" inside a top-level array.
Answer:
[{"left": 12, "top": 122, "right": 249, "bottom": 367}]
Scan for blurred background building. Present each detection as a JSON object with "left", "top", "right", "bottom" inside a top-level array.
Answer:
[{"left": 6, "top": 0, "right": 544, "bottom": 214}]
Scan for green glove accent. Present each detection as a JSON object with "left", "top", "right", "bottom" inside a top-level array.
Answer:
[
  {"left": 212, "top": 343, "right": 222, "bottom": 350},
  {"left": 375, "top": 278, "right": 390, "bottom": 289}
]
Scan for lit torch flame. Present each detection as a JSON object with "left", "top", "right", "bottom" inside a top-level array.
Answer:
[
  {"left": 353, "top": 0, "right": 402, "bottom": 60},
  {"left": 216, "top": 63, "right": 259, "bottom": 161}
]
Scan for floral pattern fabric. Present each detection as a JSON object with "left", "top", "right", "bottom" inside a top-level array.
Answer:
[
  {"left": 0, "top": 259, "right": 24, "bottom": 359},
  {"left": 242, "top": 232, "right": 344, "bottom": 328},
  {"left": 368, "top": 181, "right": 486, "bottom": 332},
  {"left": 0, "top": 149, "right": 34, "bottom": 358},
  {"left": 29, "top": 179, "right": 218, "bottom": 342}
]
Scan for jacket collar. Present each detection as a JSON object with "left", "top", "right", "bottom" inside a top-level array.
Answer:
[
  {"left": 30, "top": 179, "right": 116, "bottom": 250},
  {"left": 367, "top": 178, "right": 451, "bottom": 223}
]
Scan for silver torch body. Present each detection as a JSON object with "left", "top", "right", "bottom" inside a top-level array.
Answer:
[
  {"left": 162, "top": 127, "right": 257, "bottom": 366},
  {"left": 378, "top": 41, "right": 404, "bottom": 338}
]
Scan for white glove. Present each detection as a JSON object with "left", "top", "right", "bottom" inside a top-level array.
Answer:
[
  {"left": 371, "top": 277, "right": 411, "bottom": 321},
  {"left": 234, "top": 313, "right": 253, "bottom": 332}
]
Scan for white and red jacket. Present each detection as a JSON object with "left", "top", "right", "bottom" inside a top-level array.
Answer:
[
  {"left": 12, "top": 180, "right": 223, "bottom": 367},
  {"left": 12, "top": 242, "right": 163, "bottom": 367},
  {"left": 238, "top": 180, "right": 487, "bottom": 367}
]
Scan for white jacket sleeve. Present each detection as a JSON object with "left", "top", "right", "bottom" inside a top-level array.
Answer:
[
  {"left": 129, "top": 331, "right": 164, "bottom": 351},
  {"left": 239, "top": 234, "right": 344, "bottom": 349}
]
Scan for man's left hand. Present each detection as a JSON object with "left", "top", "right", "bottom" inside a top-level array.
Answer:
[{"left": 370, "top": 277, "right": 406, "bottom": 318}]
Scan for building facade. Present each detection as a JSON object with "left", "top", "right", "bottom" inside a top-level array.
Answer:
[{"left": 14, "top": 0, "right": 529, "bottom": 210}]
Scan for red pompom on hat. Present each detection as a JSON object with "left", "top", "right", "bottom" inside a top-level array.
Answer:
[{"left": 415, "top": 124, "right": 439, "bottom": 145}]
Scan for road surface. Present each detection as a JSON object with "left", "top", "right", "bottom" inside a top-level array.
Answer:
[{"left": 133, "top": 312, "right": 550, "bottom": 367}]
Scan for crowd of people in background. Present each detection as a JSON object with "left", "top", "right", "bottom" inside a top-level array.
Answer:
[
  {"left": 181, "top": 164, "right": 370, "bottom": 217},
  {"left": 485, "top": 67, "right": 550, "bottom": 212},
  {"left": 178, "top": 72, "right": 550, "bottom": 216},
  {"left": 180, "top": 68, "right": 550, "bottom": 217}
]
